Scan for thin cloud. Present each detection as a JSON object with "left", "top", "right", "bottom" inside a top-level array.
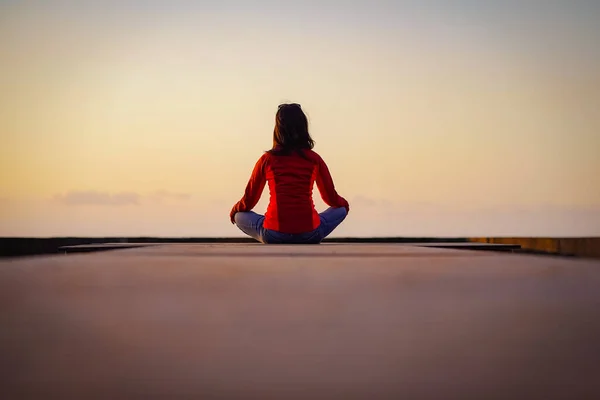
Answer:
[
  {"left": 150, "top": 190, "right": 191, "bottom": 202},
  {"left": 54, "top": 191, "right": 141, "bottom": 206},
  {"left": 350, "top": 196, "right": 396, "bottom": 208},
  {"left": 53, "top": 190, "right": 192, "bottom": 206},
  {"left": 351, "top": 195, "right": 378, "bottom": 207}
]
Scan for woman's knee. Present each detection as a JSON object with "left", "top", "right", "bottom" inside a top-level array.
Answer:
[
  {"left": 233, "top": 212, "right": 244, "bottom": 225},
  {"left": 328, "top": 206, "right": 348, "bottom": 222},
  {"left": 234, "top": 211, "right": 256, "bottom": 226}
]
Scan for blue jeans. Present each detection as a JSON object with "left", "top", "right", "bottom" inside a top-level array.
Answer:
[{"left": 234, "top": 207, "right": 347, "bottom": 244}]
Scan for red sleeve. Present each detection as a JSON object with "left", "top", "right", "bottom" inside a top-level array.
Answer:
[
  {"left": 316, "top": 155, "right": 350, "bottom": 212},
  {"left": 231, "top": 155, "right": 267, "bottom": 215}
]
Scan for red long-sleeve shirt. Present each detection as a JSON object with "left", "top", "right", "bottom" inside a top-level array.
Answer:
[{"left": 231, "top": 149, "right": 349, "bottom": 234}]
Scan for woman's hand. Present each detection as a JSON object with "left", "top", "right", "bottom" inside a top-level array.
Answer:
[{"left": 340, "top": 197, "right": 350, "bottom": 213}]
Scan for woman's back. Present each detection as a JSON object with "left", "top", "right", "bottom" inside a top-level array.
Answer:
[{"left": 264, "top": 150, "right": 321, "bottom": 233}]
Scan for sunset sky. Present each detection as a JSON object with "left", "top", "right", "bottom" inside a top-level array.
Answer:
[{"left": 1, "top": 0, "right": 599, "bottom": 237}]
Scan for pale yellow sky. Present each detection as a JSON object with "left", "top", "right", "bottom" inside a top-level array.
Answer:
[{"left": 1, "top": 1, "right": 599, "bottom": 236}]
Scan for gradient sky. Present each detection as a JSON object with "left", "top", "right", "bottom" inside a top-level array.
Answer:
[{"left": 1, "top": 0, "right": 599, "bottom": 237}]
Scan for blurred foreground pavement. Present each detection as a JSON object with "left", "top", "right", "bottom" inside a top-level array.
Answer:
[{"left": 1, "top": 244, "right": 599, "bottom": 400}]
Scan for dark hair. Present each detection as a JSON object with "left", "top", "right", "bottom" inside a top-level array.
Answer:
[{"left": 268, "top": 103, "right": 315, "bottom": 157}]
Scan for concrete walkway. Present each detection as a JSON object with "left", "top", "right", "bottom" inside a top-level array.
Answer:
[{"left": 1, "top": 244, "right": 599, "bottom": 399}]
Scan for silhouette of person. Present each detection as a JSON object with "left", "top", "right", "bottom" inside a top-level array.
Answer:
[{"left": 230, "top": 103, "right": 349, "bottom": 244}]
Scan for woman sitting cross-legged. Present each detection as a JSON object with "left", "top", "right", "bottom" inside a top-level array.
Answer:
[{"left": 230, "top": 103, "right": 349, "bottom": 244}]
